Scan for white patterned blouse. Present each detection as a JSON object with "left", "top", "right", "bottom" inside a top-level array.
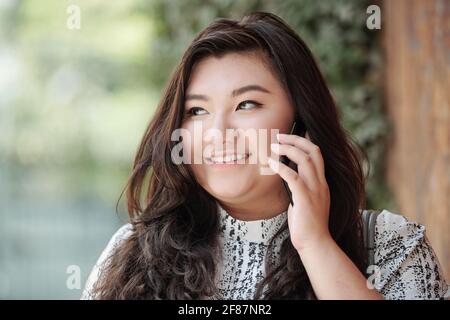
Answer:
[{"left": 81, "top": 202, "right": 449, "bottom": 300}]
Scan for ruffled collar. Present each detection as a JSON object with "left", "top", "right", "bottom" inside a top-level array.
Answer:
[{"left": 216, "top": 202, "right": 288, "bottom": 245}]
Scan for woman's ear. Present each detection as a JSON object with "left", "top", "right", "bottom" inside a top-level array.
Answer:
[{"left": 305, "top": 131, "right": 310, "bottom": 140}]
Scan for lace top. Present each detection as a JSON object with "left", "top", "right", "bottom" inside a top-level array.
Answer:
[{"left": 81, "top": 203, "right": 448, "bottom": 300}]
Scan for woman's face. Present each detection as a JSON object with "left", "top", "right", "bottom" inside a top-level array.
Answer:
[{"left": 180, "top": 51, "right": 295, "bottom": 209}]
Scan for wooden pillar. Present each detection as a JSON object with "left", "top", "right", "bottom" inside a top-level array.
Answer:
[{"left": 383, "top": 0, "right": 449, "bottom": 280}]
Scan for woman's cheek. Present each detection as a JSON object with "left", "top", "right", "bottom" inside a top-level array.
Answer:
[{"left": 178, "top": 126, "right": 201, "bottom": 165}]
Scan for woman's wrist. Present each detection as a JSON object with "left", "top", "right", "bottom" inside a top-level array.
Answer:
[{"left": 295, "top": 232, "right": 335, "bottom": 256}]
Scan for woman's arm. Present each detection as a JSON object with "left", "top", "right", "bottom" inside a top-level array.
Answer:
[{"left": 297, "top": 235, "right": 382, "bottom": 299}]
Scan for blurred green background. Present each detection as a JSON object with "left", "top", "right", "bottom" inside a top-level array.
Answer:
[{"left": 0, "top": 0, "right": 391, "bottom": 299}]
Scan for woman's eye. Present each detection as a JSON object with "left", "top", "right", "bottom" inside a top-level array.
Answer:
[
  {"left": 185, "top": 107, "right": 208, "bottom": 117},
  {"left": 237, "top": 100, "right": 262, "bottom": 111},
  {"left": 185, "top": 101, "right": 262, "bottom": 118}
]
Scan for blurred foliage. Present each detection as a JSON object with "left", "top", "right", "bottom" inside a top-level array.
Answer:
[
  {"left": 141, "top": 0, "right": 393, "bottom": 210},
  {"left": 0, "top": 0, "right": 158, "bottom": 207},
  {"left": 0, "top": 0, "right": 158, "bottom": 298}
]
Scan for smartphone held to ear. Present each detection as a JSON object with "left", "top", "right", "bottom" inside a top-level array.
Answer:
[{"left": 279, "top": 117, "right": 306, "bottom": 206}]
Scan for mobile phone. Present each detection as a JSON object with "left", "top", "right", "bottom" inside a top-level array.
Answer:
[{"left": 280, "top": 117, "right": 306, "bottom": 206}]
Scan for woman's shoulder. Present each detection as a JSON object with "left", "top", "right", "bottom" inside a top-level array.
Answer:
[
  {"left": 373, "top": 209, "right": 426, "bottom": 251},
  {"left": 109, "top": 223, "right": 134, "bottom": 245},
  {"left": 80, "top": 223, "right": 134, "bottom": 299},
  {"left": 96, "top": 223, "right": 134, "bottom": 261},
  {"left": 370, "top": 209, "right": 449, "bottom": 299},
  {"left": 374, "top": 209, "right": 421, "bottom": 232}
]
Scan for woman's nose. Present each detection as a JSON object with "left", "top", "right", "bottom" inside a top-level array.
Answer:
[
  {"left": 207, "top": 116, "right": 238, "bottom": 145},
  {"left": 210, "top": 113, "right": 228, "bottom": 132}
]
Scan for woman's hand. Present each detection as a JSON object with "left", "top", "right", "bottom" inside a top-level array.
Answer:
[
  {"left": 268, "top": 132, "right": 331, "bottom": 253},
  {"left": 269, "top": 136, "right": 383, "bottom": 299}
]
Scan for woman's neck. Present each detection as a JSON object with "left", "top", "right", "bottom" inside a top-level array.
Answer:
[{"left": 217, "top": 183, "right": 290, "bottom": 221}]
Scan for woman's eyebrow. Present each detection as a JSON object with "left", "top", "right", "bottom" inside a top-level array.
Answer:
[
  {"left": 185, "top": 84, "right": 271, "bottom": 101},
  {"left": 231, "top": 84, "right": 271, "bottom": 97}
]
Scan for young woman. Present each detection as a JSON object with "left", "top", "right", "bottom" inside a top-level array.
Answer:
[{"left": 81, "top": 12, "right": 448, "bottom": 300}]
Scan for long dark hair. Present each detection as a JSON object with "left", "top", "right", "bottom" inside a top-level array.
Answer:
[{"left": 92, "top": 11, "right": 368, "bottom": 299}]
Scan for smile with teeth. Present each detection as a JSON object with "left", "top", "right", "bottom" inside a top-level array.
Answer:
[{"left": 206, "top": 153, "right": 250, "bottom": 164}]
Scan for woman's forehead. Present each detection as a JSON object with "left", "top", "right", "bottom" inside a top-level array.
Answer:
[{"left": 186, "top": 52, "right": 279, "bottom": 94}]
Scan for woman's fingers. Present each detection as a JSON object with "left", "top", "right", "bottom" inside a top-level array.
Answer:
[
  {"left": 267, "top": 157, "right": 308, "bottom": 201},
  {"left": 276, "top": 133, "right": 326, "bottom": 185},
  {"left": 270, "top": 143, "right": 319, "bottom": 192}
]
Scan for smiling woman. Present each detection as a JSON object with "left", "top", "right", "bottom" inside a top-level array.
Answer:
[{"left": 80, "top": 11, "right": 448, "bottom": 300}]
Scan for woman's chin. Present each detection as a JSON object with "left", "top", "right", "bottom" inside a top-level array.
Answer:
[{"left": 206, "top": 181, "right": 250, "bottom": 199}]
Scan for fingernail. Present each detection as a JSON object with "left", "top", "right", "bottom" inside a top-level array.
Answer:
[
  {"left": 267, "top": 158, "right": 279, "bottom": 172},
  {"left": 270, "top": 143, "right": 280, "bottom": 153},
  {"left": 276, "top": 133, "right": 283, "bottom": 142}
]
